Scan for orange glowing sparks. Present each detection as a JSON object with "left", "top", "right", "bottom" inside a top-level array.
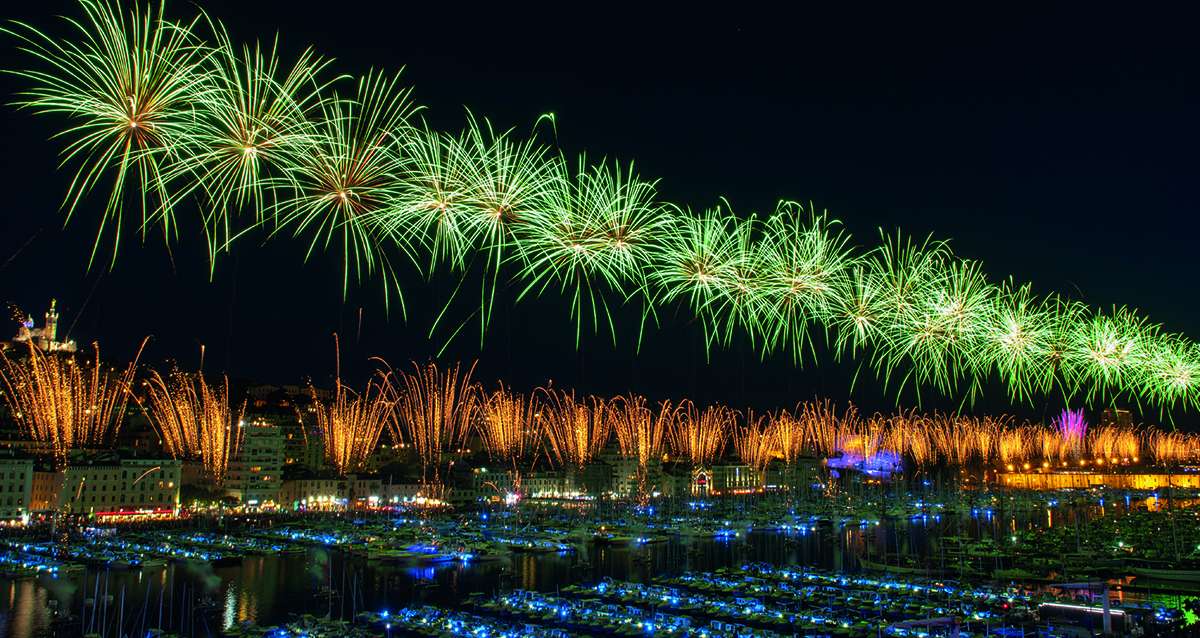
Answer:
[
  {"left": 732, "top": 411, "right": 773, "bottom": 470},
  {"left": 477, "top": 384, "right": 540, "bottom": 465},
  {"left": 538, "top": 389, "right": 609, "bottom": 469},
  {"left": 390, "top": 361, "right": 479, "bottom": 485},
  {"left": 307, "top": 373, "right": 393, "bottom": 476},
  {"left": 668, "top": 401, "right": 731, "bottom": 467},
  {"left": 141, "top": 369, "right": 244, "bottom": 485},
  {"left": 0, "top": 341, "right": 142, "bottom": 469}
]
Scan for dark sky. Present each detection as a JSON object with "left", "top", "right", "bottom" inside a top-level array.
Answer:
[{"left": 1, "top": 2, "right": 1197, "bottom": 423}]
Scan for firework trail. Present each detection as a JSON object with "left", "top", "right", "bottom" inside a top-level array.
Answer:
[
  {"left": 141, "top": 369, "right": 243, "bottom": 484},
  {"left": 0, "top": 341, "right": 142, "bottom": 468},
  {"left": 389, "top": 361, "right": 479, "bottom": 486},
  {"left": 538, "top": 388, "right": 609, "bottom": 470},
  {"left": 8, "top": 1, "right": 1200, "bottom": 414},
  {"left": 668, "top": 401, "right": 730, "bottom": 467},
  {"left": 307, "top": 374, "right": 393, "bottom": 476}
]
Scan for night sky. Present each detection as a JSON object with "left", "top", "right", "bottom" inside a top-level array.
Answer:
[{"left": 1, "top": 2, "right": 1197, "bottom": 423}]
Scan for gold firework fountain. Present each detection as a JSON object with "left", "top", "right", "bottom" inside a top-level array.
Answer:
[
  {"left": 796, "top": 399, "right": 856, "bottom": 459},
  {"left": 1088, "top": 425, "right": 1140, "bottom": 464},
  {"left": 1146, "top": 430, "right": 1196, "bottom": 465},
  {"left": 539, "top": 389, "right": 609, "bottom": 479},
  {"left": 308, "top": 373, "right": 393, "bottom": 476},
  {"left": 733, "top": 410, "right": 774, "bottom": 471},
  {"left": 998, "top": 425, "right": 1034, "bottom": 466},
  {"left": 767, "top": 409, "right": 807, "bottom": 464},
  {"left": 0, "top": 341, "right": 141, "bottom": 469},
  {"left": 1037, "top": 426, "right": 1066, "bottom": 463},
  {"left": 668, "top": 401, "right": 730, "bottom": 467},
  {"left": 477, "top": 384, "right": 541, "bottom": 496},
  {"left": 609, "top": 394, "right": 670, "bottom": 502},
  {"left": 390, "top": 361, "right": 479, "bottom": 490},
  {"left": 141, "top": 369, "right": 244, "bottom": 485}
]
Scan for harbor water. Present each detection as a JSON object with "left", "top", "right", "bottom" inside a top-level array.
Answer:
[{"left": 0, "top": 495, "right": 1196, "bottom": 637}]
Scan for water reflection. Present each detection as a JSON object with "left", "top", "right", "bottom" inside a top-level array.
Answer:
[{"left": 0, "top": 499, "right": 1194, "bottom": 637}]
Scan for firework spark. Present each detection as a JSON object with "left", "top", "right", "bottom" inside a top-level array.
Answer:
[
  {"left": 307, "top": 373, "right": 393, "bottom": 476},
  {"left": 732, "top": 411, "right": 773, "bottom": 470},
  {"left": 12, "top": 1, "right": 1200, "bottom": 414},
  {"left": 609, "top": 394, "right": 670, "bottom": 501},
  {"left": 538, "top": 388, "right": 609, "bottom": 470},
  {"left": 609, "top": 395, "right": 669, "bottom": 470},
  {"left": 0, "top": 341, "right": 142, "bottom": 468},
  {"left": 667, "top": 401, "right": 731, "bottom": 467},
  {"left": 141, "top": 369, "right": 243, "bottom": 484},
  {"left": 170, "top": 19, "right": 332, "bottom": 266},
  {"left": 389, "top": 361, "right": 479, "bottom": 485},
  {"left": 1146, "top": 430, "right": 1198, "bottom": 465},
  {"left": 477, "top": 384, "right": 541, "bottom": 467},
  {"left": 5, "top": 0, "right": 210, "bottom": 264}
]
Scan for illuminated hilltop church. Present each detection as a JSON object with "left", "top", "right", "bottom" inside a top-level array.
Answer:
[{"left": 9, "top": 299, "right": 77, "bottom": 353}]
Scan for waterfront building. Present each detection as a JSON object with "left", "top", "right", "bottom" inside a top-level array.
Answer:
[
  {"left": 522, "top": 470, "right": 582, "bottom": 499},
  {"left": 595, "top": 445, "right": 665, "bottom": 497},
  {"left": 764, "top": 458, "right": 825, "bottom": 491},
  {"left": 685, "top": 464, "right": 762, "bottom": 497},
  {"left": 347, "top": 475, "right": 383, "bottom": 508},
  {"left": 576, "top": 462, "right": 613, "bottom": 496},
  {"left": 29, "top": 470, "right": 60, "bottom": 512},
  {"left": 658, "top": 464, "right": 688, "bottom": 498},
  {"left": 0, "top": 420, "right": 60, "bottom": 459},
  {"left": 278, "top": 471, "right": 345, "bottom": 511},
  {"left": 709, "top": 464, "right": 761, "bottom": 494},
  {"left": 224, "top": 419, "right": 284, "bottom": 508},
  {"left": 461, "top": 467, "right": 577, "bottom": 501},
  {"left": 998, "top": 469, "right": 1200, "bottom": 490},
  {"left": 179, "top": 460, "right": 218, "bottom": 500},
  {"left": 0, "top": 439, "right": 59, "bottom": 461},
  {"left": 380, "top": 482, "right": 425, "bottom": 502},
  {"left": 458, "top": 458, "right": 773, "bottom": 501},
  {"left": 0, "top": 451, "right": 33, "bottom": 524},
  {"left": 365, "top": 441, "right": 409, "bottom": 473},
  {"left": 466, "top": 466, "right": 511, "bottom": 502},
  {"left": 7, "top": 299, "right": 77, "bottom": 353},
  {"left": 246, "top": 383, "right": 330, "bottom": 406},
  {"left": 245, "top": 384, "right": 326, "bottom": 472},
  {"left": 29, "top": 452, "right": 180, "bottom": 517},
  {"left": 281, "top": 419, "right": 324, "bottom": 471},
  {"left": 117, "top": 412, "right": 165, "bottom": 455},
  {"left": 278, "top": 469, "right": 385, "bottom": 510}
]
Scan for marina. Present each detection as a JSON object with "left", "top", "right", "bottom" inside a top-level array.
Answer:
[
  {"left": 0, "top": 487, "right": 1195, "bottom": 636},
  {"left": 2, "top": 1, "right": 1200, "bottom": 636}
]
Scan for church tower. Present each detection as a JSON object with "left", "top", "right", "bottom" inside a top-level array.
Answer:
[{"left": 42, "top": 299, "right": 58, "bottom": 349}]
